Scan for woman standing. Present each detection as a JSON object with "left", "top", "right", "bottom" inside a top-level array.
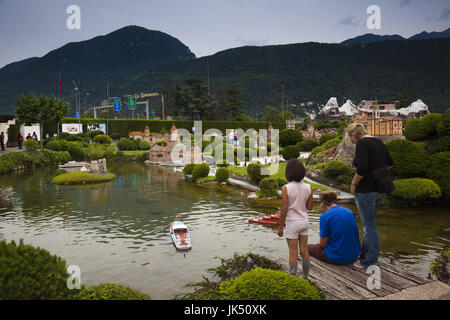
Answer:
[
  {"left": 277, "top": 158, "right": 314, "bottom": 278},
  {"left": 346, "top": 123, "right": 394, "bottom": 268}
]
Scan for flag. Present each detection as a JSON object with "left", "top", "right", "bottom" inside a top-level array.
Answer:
[{"left": 58, "top": 73, "right": 62, "bottom": 96}]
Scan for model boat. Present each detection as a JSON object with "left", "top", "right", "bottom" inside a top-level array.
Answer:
[
  {"left": 170, "top": 220, "right": 192, "bottom": 251},
  {"left": 248, "top": 213, "right": 280, "bottom": 226}
]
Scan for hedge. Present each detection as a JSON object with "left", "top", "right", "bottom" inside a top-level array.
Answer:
[
  {"left": 319, "top": 133, "right": 338, "bottom": 145},
  {"left": 388, "top": 178, "right": 442, "bottom": 207},
  {"left": 54, "top": 118, "right": 286, "bottom": 139},
  {"left": 297, "top": 140, "right": 319, "bottom": 152},
  {"left": 117, "top": 138, "right": 137, "bottom": 151},
  {"left": 138, "top": 140, "right": 151, "bottom": 150},
  {"left": 219, "top": 268, "right": 324, "bottom": 300},
  {"left": 52, "top": 172, "right": 116, "bottom": 185},
  {"left": 311, "top": 136, "right": 342, "bottom": 155},
  {"left": 404, "top": 113, "right": 442, "bottom": 141},
  {"left": 0, "top": 150, "right": 71, "bottom": 174},
  {"left": 386, "top": 139, "right": 429, "bottom": 178},
  {"left": 24, "top": 139, "right": 40, "bottom": 150}
]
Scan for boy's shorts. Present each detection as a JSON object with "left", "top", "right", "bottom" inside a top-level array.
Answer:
[{"left": 285, "top": 220, "right": 309, "bottom": 239}]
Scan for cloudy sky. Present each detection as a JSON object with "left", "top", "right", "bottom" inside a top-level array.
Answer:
[{"left": 0, "top": 0, "right": 449, "bottom": 68}]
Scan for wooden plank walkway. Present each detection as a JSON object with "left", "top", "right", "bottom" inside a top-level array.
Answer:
[{"left": 278, "top": 256, "right": 433, "bottom": 300}]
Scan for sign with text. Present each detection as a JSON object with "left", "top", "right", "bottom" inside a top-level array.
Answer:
[
  {"left": 113, "top": 98, "right": 121, "bottom": 111},
  {"left": 62, "top": 123, "right": 83, "bottom": 134},
  {"left": 127, "top": 96, "right": 136, "bottom": 110}
]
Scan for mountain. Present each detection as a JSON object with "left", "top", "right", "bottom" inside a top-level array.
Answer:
[
  {"left": 121, "top": 38, "right": 450, "bottom": 116},
  {"left": 1, "top": 26, "right": 449, "bottom": 117},
  {"left": 340, "top": 33, "right": 405, "bottom": 46},
  {"left": 408, "top": 28, "right": 450, "bottom": 40},
  {"left": 340, "top": 28, "right": 450, "bottom": 46},
  {"left": 0, "top": 25, "right": 195, "bottom": 114}
]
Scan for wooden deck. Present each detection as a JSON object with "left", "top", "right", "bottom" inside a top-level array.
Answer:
[{"left": 278, "top": 256, "right": 434, "bottom": 300}]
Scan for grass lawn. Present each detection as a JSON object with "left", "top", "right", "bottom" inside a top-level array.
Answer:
[
  {"left": 228, "top": 162, "right": 330, "bottom": 191},
  {"left": 196, "top": 175, "right": 216, "bottom": 182},
  {"left": 52, "top": 171, "right": 116, "bottom": 185}
]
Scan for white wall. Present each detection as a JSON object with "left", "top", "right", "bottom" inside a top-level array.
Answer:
[{"left": 20, "top": 124, "right": 41, "bottom": 140}]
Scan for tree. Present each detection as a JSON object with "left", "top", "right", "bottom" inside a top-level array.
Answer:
[
  {"left": 15, "top": 93, "right": 70, "bottom": 149},
  {"left": 226, "top": 85, "right": 247, "bottom": 121},
  {"left": 396, "top": 91, "right": 410, "bottom": 109}
]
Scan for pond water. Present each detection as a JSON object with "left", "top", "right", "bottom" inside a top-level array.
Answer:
[{"left": 0, "top": 162, "right": 449, "bottom": 299}]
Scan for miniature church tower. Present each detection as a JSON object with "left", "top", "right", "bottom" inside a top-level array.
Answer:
[{"left": 170, "top": 124, "right": 179, "bottom": 142}]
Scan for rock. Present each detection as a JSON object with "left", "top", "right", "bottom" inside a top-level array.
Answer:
[
  {"left": 220, "top": 182, "right": 227, "bottom": 185},
  {"left": 203, "top": 155, "right": 215, "bottom": 166},
  {"left": 247, "top": 193, "right": 258, "bottom": 199}
]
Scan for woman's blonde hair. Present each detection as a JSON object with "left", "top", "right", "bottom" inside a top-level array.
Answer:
[{"left": 345, "top": 123, "right": 367, "bottom": 142}]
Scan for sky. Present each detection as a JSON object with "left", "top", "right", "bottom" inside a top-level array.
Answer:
[{"left": 0, "top": 0, "right": 449, "bottom": 68}]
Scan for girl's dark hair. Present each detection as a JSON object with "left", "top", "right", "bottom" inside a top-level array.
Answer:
[{"left": 285, "top": 158, "right": 305, "bottom": 182}]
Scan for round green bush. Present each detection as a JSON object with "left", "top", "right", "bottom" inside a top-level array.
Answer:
[
  {"left": 45, "top": 140, "right": 62, "bottom": 151},
  {"left": 192, "top": 162, "right": 210, "bottom": 181},
  {"left": 259, "top": 177, "right": 279, "bottom": 198},
  {"left": 138, "top": 140, "right": 151, "bottom": 150},
  {"left": 110, "top": 132, "right": 121, "bottom": 140},
  {"left": 183, "top": 163, "right": 196, "bottom": 176},
  {"left": 297, "top": 140, "right": 319, "bottom": 152},
  {"left": 388, "top": 178, "right": 442, "bottom": 207},
  {"left": 24, "top": 139, "right": 40, "bottom": 151},
  {"left": 89, "top": 130, "right": 104, "bottom": 139},
  {"left": 156, "top": 140, "right": 167, "bottom": 147},
  {"left": 67, "top": 141, "right": 85, "bottom": 161},
  {"left": 386, "top": 139, "right": 429, "bottom": 178},
  {"left": 319, "top": 133, "right": 338, "bottom": 145},
  {"left": 437, "top": 108, "right": 450, "bottom": 138},
  {"left": 324, "top": 160, "right": 350, "bottom": 178},
  {"left": 311, "top": 136, "right": 342, "bottom": 155},
  {"left": 77, "top": 283, "right": 150, "bottom": 300},
  {"left": 404, "top": 113, "right": 442, "bottom": 141},
  {"left": 65, "top": 134, "right": 82, "bottom": 142},
  {"left": 425, "top": 151, "right": 450, "bottom": 201},
  {"left": 215, "top": 167, "right": 230, "bottom": 183},
  {"left": 247, "top": 162, "right": 263, "bottom": 184},
  {"left": 0, "top": 239, "right": 75, "bottom": 300},
  {"left": 281, "top": 145, "right": 300, "bottom": 161},
  {"left": 219, "top": 268, "right": 324, "bottom": 300},
  {"left": 117, "top": 138, "right": 137, "bottom": 151},
  {"left": 93, "top": 134, "right": 112, "bottom": 145},
  {"left": 279, "top": 129, "right": 303, "bottom": 148}
]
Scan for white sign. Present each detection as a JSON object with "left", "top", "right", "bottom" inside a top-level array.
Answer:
[{"left": 62, "top": 123, "right": 83, "bottom": 134}]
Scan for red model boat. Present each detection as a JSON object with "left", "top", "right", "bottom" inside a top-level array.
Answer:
[{"left": 248, "top": 213, "right": 280, "bottom": 226}]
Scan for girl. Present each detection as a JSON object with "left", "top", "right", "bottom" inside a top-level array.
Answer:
[{"left": 278, "top": 158, "right": 313, "bottom": 278}]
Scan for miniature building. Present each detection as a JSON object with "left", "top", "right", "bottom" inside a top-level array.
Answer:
[{"left": 353, "top": 113, "right": 403, "bottom": 136}]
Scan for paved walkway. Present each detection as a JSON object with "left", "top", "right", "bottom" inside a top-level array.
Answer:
[
  {"left": 370, "top": 280, "right": 450, "bottom": 300},
  {"left": 0, "top": 146, "right": 22, "bottom": 155}
]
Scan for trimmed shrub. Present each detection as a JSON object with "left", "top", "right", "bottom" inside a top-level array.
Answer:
[
  {"left": 425, "top": 151, "right": 450, "bottom": 201},
  {"left": 183, "top": 163, "right": 196, "bottom": 176},
  {"left": 247, "top": 162, "right": 263, "bottom": 184},
  {"left": 192, "top": 163, "right": 210, "bottom": 181},
  {"left": 388, "top": 178, "right": 442, "bottom": 207},
  {"left": 52, "top": 172, "right": 116, "bottom": 185},
  {"left": 93, "top": 134, "right": 112, "bottom": 145},
  {"left": 46, "top": 140, "right": 62, "bottom": 151},
  {"left": 215, "top": 167, "right": 230, "bottom": 183},
  {"left": 0, "top": 239, "right": 75, "bottom": 299},
  {"left": 117, "top": 138, "right": 137, "bottom": 151},
  {"left": 67, "top": 141, "right": 85, "bottom": 161},
  {"left": 437, "top": 108, "right": 450, "bottom": 138},
  {"left": 297, "top": 140, "right": 319, "bottom": 152},
  {"left": 110, "top": 132, "right": 121, "bottom": 140},
  {"left": 156, "top": 140, "right": 167, "bottom": 147},
  {"left": 219, "top": 268, "right": 324, "bottom": 300},
  {"left": 259, "top": 177, "right": 279, "bottom": 198},
  {"left": 216, "top": 160, "right": 230, "bottom": 167},
  {"left": 65, "top": 134, "right": 82, "bottom": 142},
  {"left": 404, "top": 113, "right": 442, "bottom": 141},
  {"left": 138, "top": 140, "right": 151, "bottom": 150},
  {"left": 281, "top": 145, "right": 300, "bottom": 160},
  {"left": 279, "top": 129, "right": 303, "bottom": 148},
  {"left": 324, "top": 160, "right": 351, "bottom": 178},
  {"left": 24, "top": 139, "right": 40, "bottom": 151},
  {"left": 89, "top": 130, "right": 104, "bottom": 139},
  {"left": 77, "top": 283, "right": 150, "bottom": 300},
  {"left": 275, "top": 177, "right": 288, "bottom": 189},
  {"left": 386, "top": 139, "right": 429, "bottom": 178},
  {"left": 319, "top": 133, "right": 338, "bottom": 145}
]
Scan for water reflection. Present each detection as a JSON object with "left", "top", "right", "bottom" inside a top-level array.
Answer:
[{"left": 0, "top": 163, "right": 448, "bottom": 299}]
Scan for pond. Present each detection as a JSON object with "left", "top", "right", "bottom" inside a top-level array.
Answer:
[{"left": 0, "top": 161, "right": 449, "bottom": 299}]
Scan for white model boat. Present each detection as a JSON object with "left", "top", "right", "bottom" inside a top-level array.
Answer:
[{"left": 170, "top": 220, "right": 192, "bottom": 251}]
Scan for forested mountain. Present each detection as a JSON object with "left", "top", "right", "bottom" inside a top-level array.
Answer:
[
  {"left": 0, "top": 26, "right": 449, "bottom": 118},
  {"left": 0, "top": 26, "right": 195, "bottom": 114}
]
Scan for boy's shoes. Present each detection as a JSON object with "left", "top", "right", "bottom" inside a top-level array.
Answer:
[{"left": 353, "top": 260, "right": 365, "bottom": 269}]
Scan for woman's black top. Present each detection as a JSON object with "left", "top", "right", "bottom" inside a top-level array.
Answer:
[{"left": 352, "top": 137, "right": 394, "bottom": 193}]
